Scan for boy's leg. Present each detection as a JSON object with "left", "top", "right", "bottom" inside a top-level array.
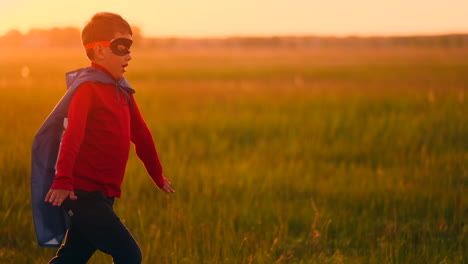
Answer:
[
  {"left": 48, "top": 226, "right": 97, "bottom": 264},
  {"left": 58, "top": 190, "right": 142, "bottom": 264},
  {"left": 77, "top": 202, "right": 142, "bottom": 264}
]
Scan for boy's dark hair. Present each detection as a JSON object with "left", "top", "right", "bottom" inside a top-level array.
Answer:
[{"left": 82, "top": 12, "right": 133, "bottom": 60}]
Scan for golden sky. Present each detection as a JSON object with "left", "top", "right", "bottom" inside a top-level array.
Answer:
[{"left": 1, "top": 0, "right": 468, "bottom": 37}]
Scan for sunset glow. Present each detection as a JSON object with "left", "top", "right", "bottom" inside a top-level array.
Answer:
[{"left": 1, "top": 0, "right": 468, "bottom": 37}]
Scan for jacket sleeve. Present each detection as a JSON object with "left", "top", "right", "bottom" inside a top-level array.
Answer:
[
  {"left": 130, "top": 95, "right": 165, "bottom": 188},
  {"left": 52, "top": 82, "right": 93, "bottom": 190}
]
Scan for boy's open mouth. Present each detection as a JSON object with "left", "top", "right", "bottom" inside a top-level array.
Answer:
[{"left": 122, "top": 63, "right": 128, "bottom": 71}]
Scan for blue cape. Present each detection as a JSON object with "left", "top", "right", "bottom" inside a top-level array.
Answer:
[{"left": 31, "top": 67, "right": 134, "bottom": 247}]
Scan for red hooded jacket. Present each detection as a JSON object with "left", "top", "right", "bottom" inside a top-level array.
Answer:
[{"left": 51, "top": 63, "right": 164, "bottom": 197}]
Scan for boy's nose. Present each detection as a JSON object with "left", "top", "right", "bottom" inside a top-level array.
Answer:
[{"left": 123, "top": 51, "right": 131, "bottom": 61}]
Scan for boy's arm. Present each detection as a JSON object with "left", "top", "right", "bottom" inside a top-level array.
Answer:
[
  {"left": 45, "top": 82, "right": 93, "bottom": 206},
  {"left": 130, "top": 96, "right": 174, "bottom": 193}
]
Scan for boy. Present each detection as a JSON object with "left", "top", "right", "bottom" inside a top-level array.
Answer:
[{"left": 45, "top": 12, "right": 174, "bottom": 263}]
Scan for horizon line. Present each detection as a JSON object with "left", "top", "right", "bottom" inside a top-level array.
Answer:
[{"left": 1, "top": 26, "right": 468, "bottom": 39}]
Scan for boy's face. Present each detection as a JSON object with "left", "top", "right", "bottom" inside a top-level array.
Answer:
[{"left": 94, "top": 32, "right": 133, "bottom": 80}]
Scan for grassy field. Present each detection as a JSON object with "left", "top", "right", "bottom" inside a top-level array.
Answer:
[{"left": 0, "top": 46, "right": 467, "bottom": 263}]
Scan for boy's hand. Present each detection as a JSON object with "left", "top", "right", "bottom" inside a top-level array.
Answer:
[
  {"left": 45, "top": 189, "right": 78, "bottom": 207},
  {"left": 161, "top": 178, "right": 175, "bottom": 193}
]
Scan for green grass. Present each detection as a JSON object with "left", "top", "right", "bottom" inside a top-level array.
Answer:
[{"left": 0, "top": 47, "right": 467, "bottom": 263}]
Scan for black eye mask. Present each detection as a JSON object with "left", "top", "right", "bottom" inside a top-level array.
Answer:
[
  {"left": 84, "top": 38, "right": 133, "bottom": 56},
  {"left": 109, "top": 38, "right": 133, "bottom": 56}
]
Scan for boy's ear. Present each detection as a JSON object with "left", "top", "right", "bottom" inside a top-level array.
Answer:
[{"left": 93, "top": 44, "right": 106, "bottom": 60}]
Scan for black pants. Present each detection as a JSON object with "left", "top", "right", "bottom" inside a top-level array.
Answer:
[{"left": 48, "top": 190, "right": 142, "bottom": 264}]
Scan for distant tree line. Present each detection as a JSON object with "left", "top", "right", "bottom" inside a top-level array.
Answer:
[
  {"left": 0, "top": 26, "right": 467, "bottom": 49},
  {"left": 144, "top": 34, "right": 468, "bottom": 49},
  {"left": 0, "top": 27, "right": 81, "bottom": 48},
  {"left": 0, "top": 26, "right": 143, "bottom": 48}
]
